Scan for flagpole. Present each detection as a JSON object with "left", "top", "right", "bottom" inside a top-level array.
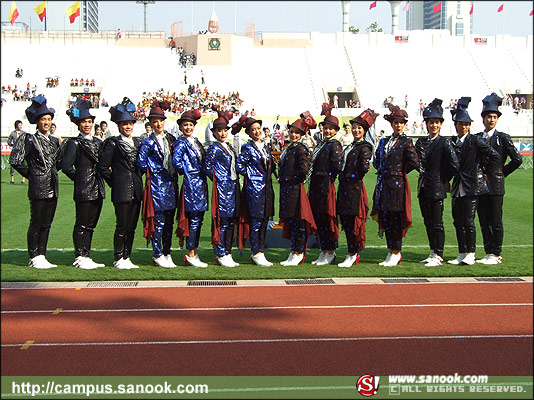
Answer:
[
  {"left": 234, "top": 0, "right": 237, "bottom": 34},
  {"left": 30, "top": 14, "right": 32, "bottom": 45},
  {"left": 191, "top": 0, "right": 193, "bottom": 35}
]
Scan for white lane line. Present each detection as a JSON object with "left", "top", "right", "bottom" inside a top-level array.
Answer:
[
  {"left": 2, "top": 302, "right": 532, "bottom": 314},
  {"left": 2, "top": 334, "right": 532, "bottom": 348}
]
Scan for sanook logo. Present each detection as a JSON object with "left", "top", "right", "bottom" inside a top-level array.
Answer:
[{"left": 356, "top": 375, "right": 380, "bottom": 397}]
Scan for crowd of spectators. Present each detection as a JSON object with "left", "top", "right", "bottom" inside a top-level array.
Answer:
[
  {"left": 178, "top": 47, "right": 196, "bottom": 68},
  {"left": 2, "top": 83, "right": 37, "bottom": 102},
  {"left": 68, "top": 93, "right": 100, "bottom": 109},
  {"left": 46, "top": 78, "right": 60, "bottom": 88},
  {"left": 70, "top": 78, "right": 96, "bottom": 87}
]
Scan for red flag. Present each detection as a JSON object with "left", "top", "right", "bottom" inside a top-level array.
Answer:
[
  {"left": 469, "top": 3, "right": 473, "bottom": 15},
  {"left": 432, "top": 2, "right": 442, "bottom": 14},
  {"left": 497, "top": 4, "right": 503, "bottom": 13},
  {"left": 210, "top": 171, "right": 221, "bottom": 246},
  {"left": 402, "top": 1, "right": 410, "bottom": 12},
  {"left": 9, "top": 1, "right": 19, "bottom": 25},
  {"left": 66, "top": 1, "right": 80, "bottom": 24},
  {"left": 369, "top": 1, "right": 377, "bottom": 10},
  {"left": 174, "top": 183, "right": 189, "bottom": 248},
  {"left": 326, "top": 180, "right": 339, "bottom": 241},
  {"left": 530, "top": 9, "right": 533, "bottom": 16}
]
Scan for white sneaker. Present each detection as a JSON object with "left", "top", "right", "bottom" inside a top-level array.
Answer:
[
  {"left": 476, "top": 254, "right": 491, "bottom": 264},
  {"left": 227, "top": 254, "right": 239, "bottom": 267},
  {"left": 114, "top": 258, "right": 131, "bottom": 269},
  {"left": 483, "top": 254, "right": 502, "bottom": 265},
  {"left": 217, "top": 254, "right": 236, "bottom": 268},
  {"left": 420, "top": 250, "right": 435, "bottom": 263},
  {"left": 461, "top": 252, "right": 476, "bottom": 265},
  {"left": 40, "top": 256, "right": 57, "bottom": 268},
  {"left": 379, "top": 252, "right": 392, "bottom": 266},
  {"left": 87, "top": 258, "right": 105, "bottom": 268},
  {"left": 383, "top": 253, "right": 402, "bottom": 267},
  {"left": 123, "top": 257, "right": 139, "bottom": 269},
  {"left": 185, "top": 254, "right": 208, "bottom": 268},
  {"left": 153, "top": 255, "right": 174, "bottom": 268},
  {"left": 165, "top": 254, "right": 177, "bottom": 268},
  {"left": 316, "top": 252, "right": 336, "bottom": 266},
  {"left": 447, "top": 253, "right": 466, "bottom": 265},
  {"left": 280, "top": 253, "right": 294, "bottom": 266},
  {"left": 251, "top": 253, "right": 272, "bottom": 267},
  {"left": 312, "top": 252, "right": 327, "bottom": 265},
  {"left": 425, "top": 255, "right": 443, "bottom": 267},
  {"left": 73, "top": 256, "right": 84, "bottom": 267},
  {"left": 285, "top": 253, "right": 304, "bottom": 266},
  {"left": 338, "top": 254, "right": 360, "bottom": 268},
  {"left": 76, "top": 257, "right": 99, "bottom": 270},
  {"left": 28, "top": 255, "right": 52, "bottom": 269}
]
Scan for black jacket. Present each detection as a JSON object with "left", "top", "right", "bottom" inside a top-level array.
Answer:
[
  {"left": 278, "top": 142, "right": 309, "bottom": 219},
  {"left": 9, "top": 131, "right": 60, "bottom": 200},
  {"left": 97, "top": 136, "right": 144, "bottom": 203},
  {"left": 415, "top": 135, "right": 459, "bottom": 199},
  {"left": 475, "top": 130, "right": 522, "bottom": 195},
  {"left": 450, "top": 133, "right": 500, "bottom": 197},
  {"left": 61, "top": 134, "right": 105, "bottom": 201}
]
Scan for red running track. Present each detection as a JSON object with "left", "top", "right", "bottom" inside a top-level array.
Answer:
[{"left": 1, "top": 282, "right": 532, "bottom": 376}]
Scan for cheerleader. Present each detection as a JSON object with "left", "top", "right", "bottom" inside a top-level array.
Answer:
[
  {"left": 234, "top": 116, "right": 276, "bottom": 267},
  {"left": 172, "top": 109, "right": 209, "bottom": 268},
  {"left": 308, "top": 104, "right": 343, "bottom": 265},
  {"left": 336, "top": 109, "right": 378, "bottom": 267},
  {"left": 278, "top": 113, "right": 317, "bottom": 266},
  {"left": 204, "top": 111, "right": 240, "bottom": 267}
]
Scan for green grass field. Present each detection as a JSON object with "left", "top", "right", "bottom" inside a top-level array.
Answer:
[{"left": 1, "top": 166, "right": 532, "bottom": 282}]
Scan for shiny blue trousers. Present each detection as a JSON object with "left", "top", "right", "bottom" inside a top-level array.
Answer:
[
  {"left": 215, "top": 217, "right": 235, "bottom": 257},
  {"left": 250, "top": 217, "right": 269, "bottom": 254},
  {"left": 186, "top": 211, "right": 204, "bottom": 250},
  {"left": 152, "top": 209, "right": 175, "bottom": 258}
]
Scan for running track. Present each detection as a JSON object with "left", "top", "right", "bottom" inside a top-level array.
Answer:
[{"left": 1, "top": 281, "right": 532, "bottom": 376}]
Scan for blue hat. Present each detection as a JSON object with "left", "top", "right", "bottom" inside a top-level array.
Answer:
[
  {"left": 451, "top": 97, "right": 473, "bottom": 123},
  {"left": 481, "top": 92, "right": 502, "bottom": 117},
  {"left": 109, "top": 97, "right": 137, "bottom": 124},
  {"left": 25, "top": 95, "right": 55, "bottom": 124},
  {"left": 66, "top": 99, "right": 95, "bottom": 125},
  {"left": 423, "top": 98, "right": 444, "bottom": 121}
]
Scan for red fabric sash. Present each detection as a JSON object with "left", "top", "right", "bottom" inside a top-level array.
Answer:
[
  {"left": 370, "top": 185, "right": 383, "bottom": 237},
  {"left": 326, "top": 179, "right": 339, "bottom": 241},
  {"left": 281, "top": 183, "right": 317, "bottom": 251},
  {"left": 175, "top": 183, "right": 189, "bottom": 248},
  {"left": 401, "top": 174, "right": 412, "bottom": 237},
  {"left": 237, "top": 176, "right": 250, "bottom": 253},
  {"left": 211, "top": 171, "right": 221, "bottom": 246},
  {"left": 353, "top": 182, "right": 369, "bottom": 249},
  {"left": 142, "top": 167, "right": 155, "bottom": 245}
]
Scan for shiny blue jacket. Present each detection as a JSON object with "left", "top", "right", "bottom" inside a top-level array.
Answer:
[
  {"left": 236, "top": 140, "right": 275, "bottom": 218},
  {"left": 172, "top": 136, "right": 208, "bottom": 212},
  {"left": 137, "top": 132, "right": 177, "bottom": 212},
  {"left": 204, "top": 141, "right": 239, "bottom": 218}
]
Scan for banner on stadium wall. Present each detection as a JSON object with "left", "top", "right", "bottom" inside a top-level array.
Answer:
[
  {"left": 474, "top": 37, "right": 487, "bottom": 45},
  {"left": 395, "top": 35, "right": 409, "bottom": 43}
]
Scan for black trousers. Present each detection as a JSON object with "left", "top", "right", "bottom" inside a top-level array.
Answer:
[
  {"left": 287, "top": 217, "right": 307, "bottom": 254},
  {"left": 419, "top": 197, "right": 445, "bottom": 258},
  {"left": 314, "top": 213, "right": 338, "bottom": 251},
  {"left": 452, "top": 196, "right": 478, "bottom": 254},
  {"left": 340, "top": 215, "right": 364, "bottom": 255},
  {"left": 28, "top": 197, "right": 58, "bottom": 258},
  {"left": 380, "top": 210, "right": 403, "bottom": 251},
  {"left": 73, "top": 198, "right": 103, "bottom": 258},
  {"left": 477, "top": 194, "right": 504, "bottom": 256},
  {"left": 114, "top": 200, "right": 141, "bottom": 261}
]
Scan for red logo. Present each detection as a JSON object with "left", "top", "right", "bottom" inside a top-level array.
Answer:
[{"left": 356, "top": 375, "right": 380, "bottom": 397}]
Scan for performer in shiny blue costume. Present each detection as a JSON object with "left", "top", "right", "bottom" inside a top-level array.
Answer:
[
  {"left": 137, "top": 103, "right": 177, "bottom": 268},
  {"left": 204, "top": 114, "right": 240, "bottom": 267},
  {"left": 172, "top": 109, "right": 209, "bottom": 268},
  {"left": 234, "top": 116, "right": 276, "bottom": 267}
]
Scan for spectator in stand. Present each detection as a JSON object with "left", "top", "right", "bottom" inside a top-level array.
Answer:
[
  {"left": 10, "top": 95, "right": 59, "bottom": 269},
  {"left": 8, "top": 120, "right": 27, "bottom": 184},
  {"left": 31, "top": 84, "right": 37, "bottom": 96},
  {"left": 140, "top": 122, "right": 152, "bottom": 142},
  {"left": 101, "top": 98, "right": 109, "bottom": 107},
  {"left": 101, "top": 121, "right": 112, "bottom": 139},
  {"left": 74, "top": 78, "right": 79, "bottom": 86},
  {"left": 70, "top": 79, "right": 75, "bottom": 87},
  {"left": 94, "top": 124, "right": 103, "bottom": 139},
  {"left": 90, "top": 79, "right": 95, "bottom": 87},
  {"left": 201, "top": 70, "right": 205, "bottom": 84},
  {"left": 412, "top": 121, "right": 418, "bottom": 135},
  {"left": 117, "top": 28, "right": 122, "bottom": 39},
  {"left": 49, "top": 123, "right": 62, "bottom": 145}
]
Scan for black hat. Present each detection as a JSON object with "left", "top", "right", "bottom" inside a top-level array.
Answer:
[
  {"left": 25, "top": 95, "right": 55, "bottom": 124},
  {"left": 423, "top": 98, "right": 444, "bottom": 121},
  {"left": 481, "top": 92, "right": 502, "bottom": 117},
  {"left": 451, "top": 97, "right": 473, "bottom": 123},
  {"left": 109, "top": 97, "right": 137, "bottom": 124},
  {"left": 66, "top": 99, "right": 95, "bottom": 125}
]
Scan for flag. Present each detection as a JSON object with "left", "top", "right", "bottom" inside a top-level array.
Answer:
[
  {"left": 66, "top": 1, "right": 80, "bottom": 24},
  {"left": 369, "top": 1, "right": 377, "bottom": 10},
  {"left": 530, "top": 9, "right": 533, "bottom": 16},
  {"left": 469, "top": 3, "right": 473, "bottom": 15},
  {"left": 34, "top": 1, "right": 47, "bottom": 22},
  {"left": 497, "top": 4, "right": 503, "bottom": 13},
  {"left": 432, "top": 2, "right": 442, "bottom": 14},
  {"left": 403, "top": 1, "right": 410, "bottom": 12},
  {"left": 9, "top": 1, "right": 19, "bottom": 25}
]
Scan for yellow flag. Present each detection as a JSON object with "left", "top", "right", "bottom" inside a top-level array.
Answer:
[
  {"left": 66, "top": 1, "right": 80, "bottom": 24},
  {"left": 34, "top": 1, "right": 47, "bottom": 22}
]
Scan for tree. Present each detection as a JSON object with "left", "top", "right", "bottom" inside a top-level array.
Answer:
[
  {"left": 366, "top": 22, "right": 383, "bottom": 33},
  {"left": 348, "top": 25, "right": 360, "bottom": 34}
]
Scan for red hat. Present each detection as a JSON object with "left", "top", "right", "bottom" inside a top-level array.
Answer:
[
  {"left": 349, "top": 109, "right": 379, "bottom": 132},
  {"left": 319, "top": 103, "right": 339, "bottom": 130},
  {"left": 147, "top": 100, "right": 170, "bottom": 120},
  {"left": 211, "top": 116, "right": 230, "bottom": 131},
  {"left": 177, "top": 109, "right": 202, "bottom": 125},
  {"left": 289, "top": 111, "right": 317, "bottom": 134},
  {"left": 384, "top": 104, "right": 408, "bottom": 123},
  {"left": 231, "top": 115, "right": 262, "bottom": 135}
]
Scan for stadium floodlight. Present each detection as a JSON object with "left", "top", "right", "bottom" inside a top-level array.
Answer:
[{"left": 136, "top": 1, "right": 156, "bottom": 32}]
